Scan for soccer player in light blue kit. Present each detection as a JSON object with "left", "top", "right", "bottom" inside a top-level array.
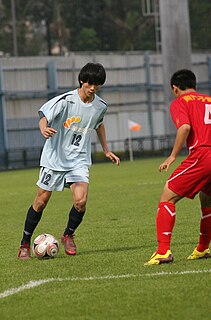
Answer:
[{"left": 18, "top": 62, "right": 120, "bottom": 259}]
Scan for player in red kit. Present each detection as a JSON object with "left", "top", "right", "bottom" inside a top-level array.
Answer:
[{"left": 145, "top": 69, "right": 211, "bottom": 265}]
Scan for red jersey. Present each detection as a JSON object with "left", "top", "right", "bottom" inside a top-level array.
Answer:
[{"left": 170, "top": 91, "right": 211, "bottom": 151}]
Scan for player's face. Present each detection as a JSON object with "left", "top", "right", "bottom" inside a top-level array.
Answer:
[{"left": 80, "top": 82, "right": 101, "bottom": 101}]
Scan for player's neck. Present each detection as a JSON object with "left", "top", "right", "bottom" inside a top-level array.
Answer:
[
  {"left": 179, "top": 88, "right": 196, "bottom": 96},
  {"left": 183, "top": 88, "right": 196, "bottom": 94}
]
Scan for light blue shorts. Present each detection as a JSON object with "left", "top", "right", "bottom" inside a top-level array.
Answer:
[{"left": 37, "top": 166, "right": 90, "bottom": 191}]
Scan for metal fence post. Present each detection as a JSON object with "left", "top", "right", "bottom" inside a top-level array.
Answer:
[
  {"left": 0, "top": 65, "right": 8, "bottom": 168},
  {"left": 144, "top": 52, "right": 155, "bottom": 151},
  {"left": 47, "top": 61, "right": 58, "bottom": 100}
]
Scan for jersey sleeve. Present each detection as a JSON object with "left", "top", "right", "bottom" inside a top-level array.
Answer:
[
  {"left": 38, "top": 93, "right": 70, "bottom": 123},
  {"left": 170, "top": 99, "right": 190, "bottom": 129},
  {"left": 39, "top": 99, "right": 65, "bottom": 124},
  {"left": 94, "top": 108, "right": 107, "bottom": 129}
]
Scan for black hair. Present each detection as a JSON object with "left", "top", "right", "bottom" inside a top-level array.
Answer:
[
  {"left": 170, "top": 69, "right": 196, "bottom": 90},
  {"left": 78, "top": 62, "right": 106, "bottom": 87}
]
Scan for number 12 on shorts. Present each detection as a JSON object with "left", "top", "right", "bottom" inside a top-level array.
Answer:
[{"left": 41, "top": 171, "right": 52, "bottom": 185}]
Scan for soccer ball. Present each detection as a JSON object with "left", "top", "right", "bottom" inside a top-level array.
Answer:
[{"left": 33, "top": 233, "right": 59, "bottom": 258}]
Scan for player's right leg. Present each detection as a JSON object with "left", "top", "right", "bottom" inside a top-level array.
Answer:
[{"left": 18, "top": 188, "right": 52, "bottom": 260}]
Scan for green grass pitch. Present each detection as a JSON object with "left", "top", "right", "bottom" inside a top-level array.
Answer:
[{"left": 0, "top": 157, "right": 210, "bottom": 320}]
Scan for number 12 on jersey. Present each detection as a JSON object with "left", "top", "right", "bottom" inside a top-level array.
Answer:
[{"left": 71, "top": 134, "right": 82, "bottom": 146}]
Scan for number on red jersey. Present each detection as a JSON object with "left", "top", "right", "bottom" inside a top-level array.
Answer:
[{"left": 204, "top": 104, "right": 211, "bottom": 124}]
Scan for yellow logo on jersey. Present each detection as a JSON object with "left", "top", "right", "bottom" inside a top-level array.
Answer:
[
  {"left": 64, "top": 116, "right": 81, "bottom": 128},
  {"left": 182, "top": 95, "right": 211, "bottom": 103}
]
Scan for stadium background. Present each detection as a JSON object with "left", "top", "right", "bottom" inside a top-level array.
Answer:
[
  {"left": 0, "top": 52, "right": 211, "bottom": 169},
  {"left": 0, "top": 0, "right": 211, "bottom": 169}
]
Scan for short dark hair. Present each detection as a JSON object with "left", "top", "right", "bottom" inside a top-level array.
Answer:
[
  {"left": 170, "top": 69, "right": 196, "bottom": 90},
  {"left": 78, "top": 62, "right": 106, "bottom": 87}
]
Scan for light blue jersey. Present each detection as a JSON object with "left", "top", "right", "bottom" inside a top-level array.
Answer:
[{"left": 39, "top": 89, "right": 107, "bottom": 171}]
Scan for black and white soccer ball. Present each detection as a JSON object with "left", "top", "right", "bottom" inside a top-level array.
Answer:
[{"left": 33, "top": 233, "right": 59, "bottom": 258}]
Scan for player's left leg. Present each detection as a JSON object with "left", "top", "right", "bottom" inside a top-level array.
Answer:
[
  {"left": 144, "top": 183, "right": 182, "bottom": 266},
  {"left": 188, "top": 191, "right": 211, "bottom": 259},
  {"left": 61, "top": 182, "right": 89, "bottom": 255}
]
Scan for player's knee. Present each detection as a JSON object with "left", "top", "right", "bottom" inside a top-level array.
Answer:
[
  {"left": 34, "top": 196, "right": 49, "bottom": 212},
  {"left": 74, "top": 198, "right": 86, "bottom": 213}
]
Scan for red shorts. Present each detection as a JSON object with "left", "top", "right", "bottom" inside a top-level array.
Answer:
[{"left": 168, "top": 147, "right": 211, "bottom": 199}]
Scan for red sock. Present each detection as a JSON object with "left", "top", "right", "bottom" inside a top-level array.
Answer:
[
  {"left": 196, "top": 207, "right": 211, "bottom": 252},
  {"left": 156, "top": 202, "right": 176, "bottom": 254}
]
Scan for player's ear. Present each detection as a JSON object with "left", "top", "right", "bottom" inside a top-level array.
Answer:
[{"left": 172, "top": 85, "right": 179, "bottom": 97}]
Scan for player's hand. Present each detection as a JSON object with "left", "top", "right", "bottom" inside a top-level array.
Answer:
[
  {"left": 105, "top": 151, "right": 120, "bottom": 165},
  {"left": 41, "top": 127, "right": 57, "bottom": 139},
  {"left": 159, "top": 162, "right": 169, "bottom": 172},
  {"left": 159, "top": 155, "right": 175, "bottom": 172}
]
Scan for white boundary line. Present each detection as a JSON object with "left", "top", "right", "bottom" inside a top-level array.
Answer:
[
  {"left": 137, "top": 181, "right": 164, "bottom": 186},
  {"left": 1, "top": 269, "right": 211, "bottom": 299}
]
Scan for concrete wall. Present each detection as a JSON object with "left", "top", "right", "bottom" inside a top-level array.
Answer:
[{"left": 0, "top": 52, "right": 211, "bottom": 150}]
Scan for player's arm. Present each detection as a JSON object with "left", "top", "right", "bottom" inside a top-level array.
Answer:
[
  {"left": 159, "top": 124, "right": 190, "bottom": 172},
  {"left": 39, "top": 114, "right": 57, "bottom": 139},
  {"left": 96, "top": 123, "right": 120, "bottom": 165}
]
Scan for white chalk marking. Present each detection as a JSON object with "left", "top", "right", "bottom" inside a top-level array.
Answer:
[
  {"left": 137, "top": 181, "right": 164, "bottom": 186},
  {"left": 1, "top": 269, "right": 211, "bottom": 299}
]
